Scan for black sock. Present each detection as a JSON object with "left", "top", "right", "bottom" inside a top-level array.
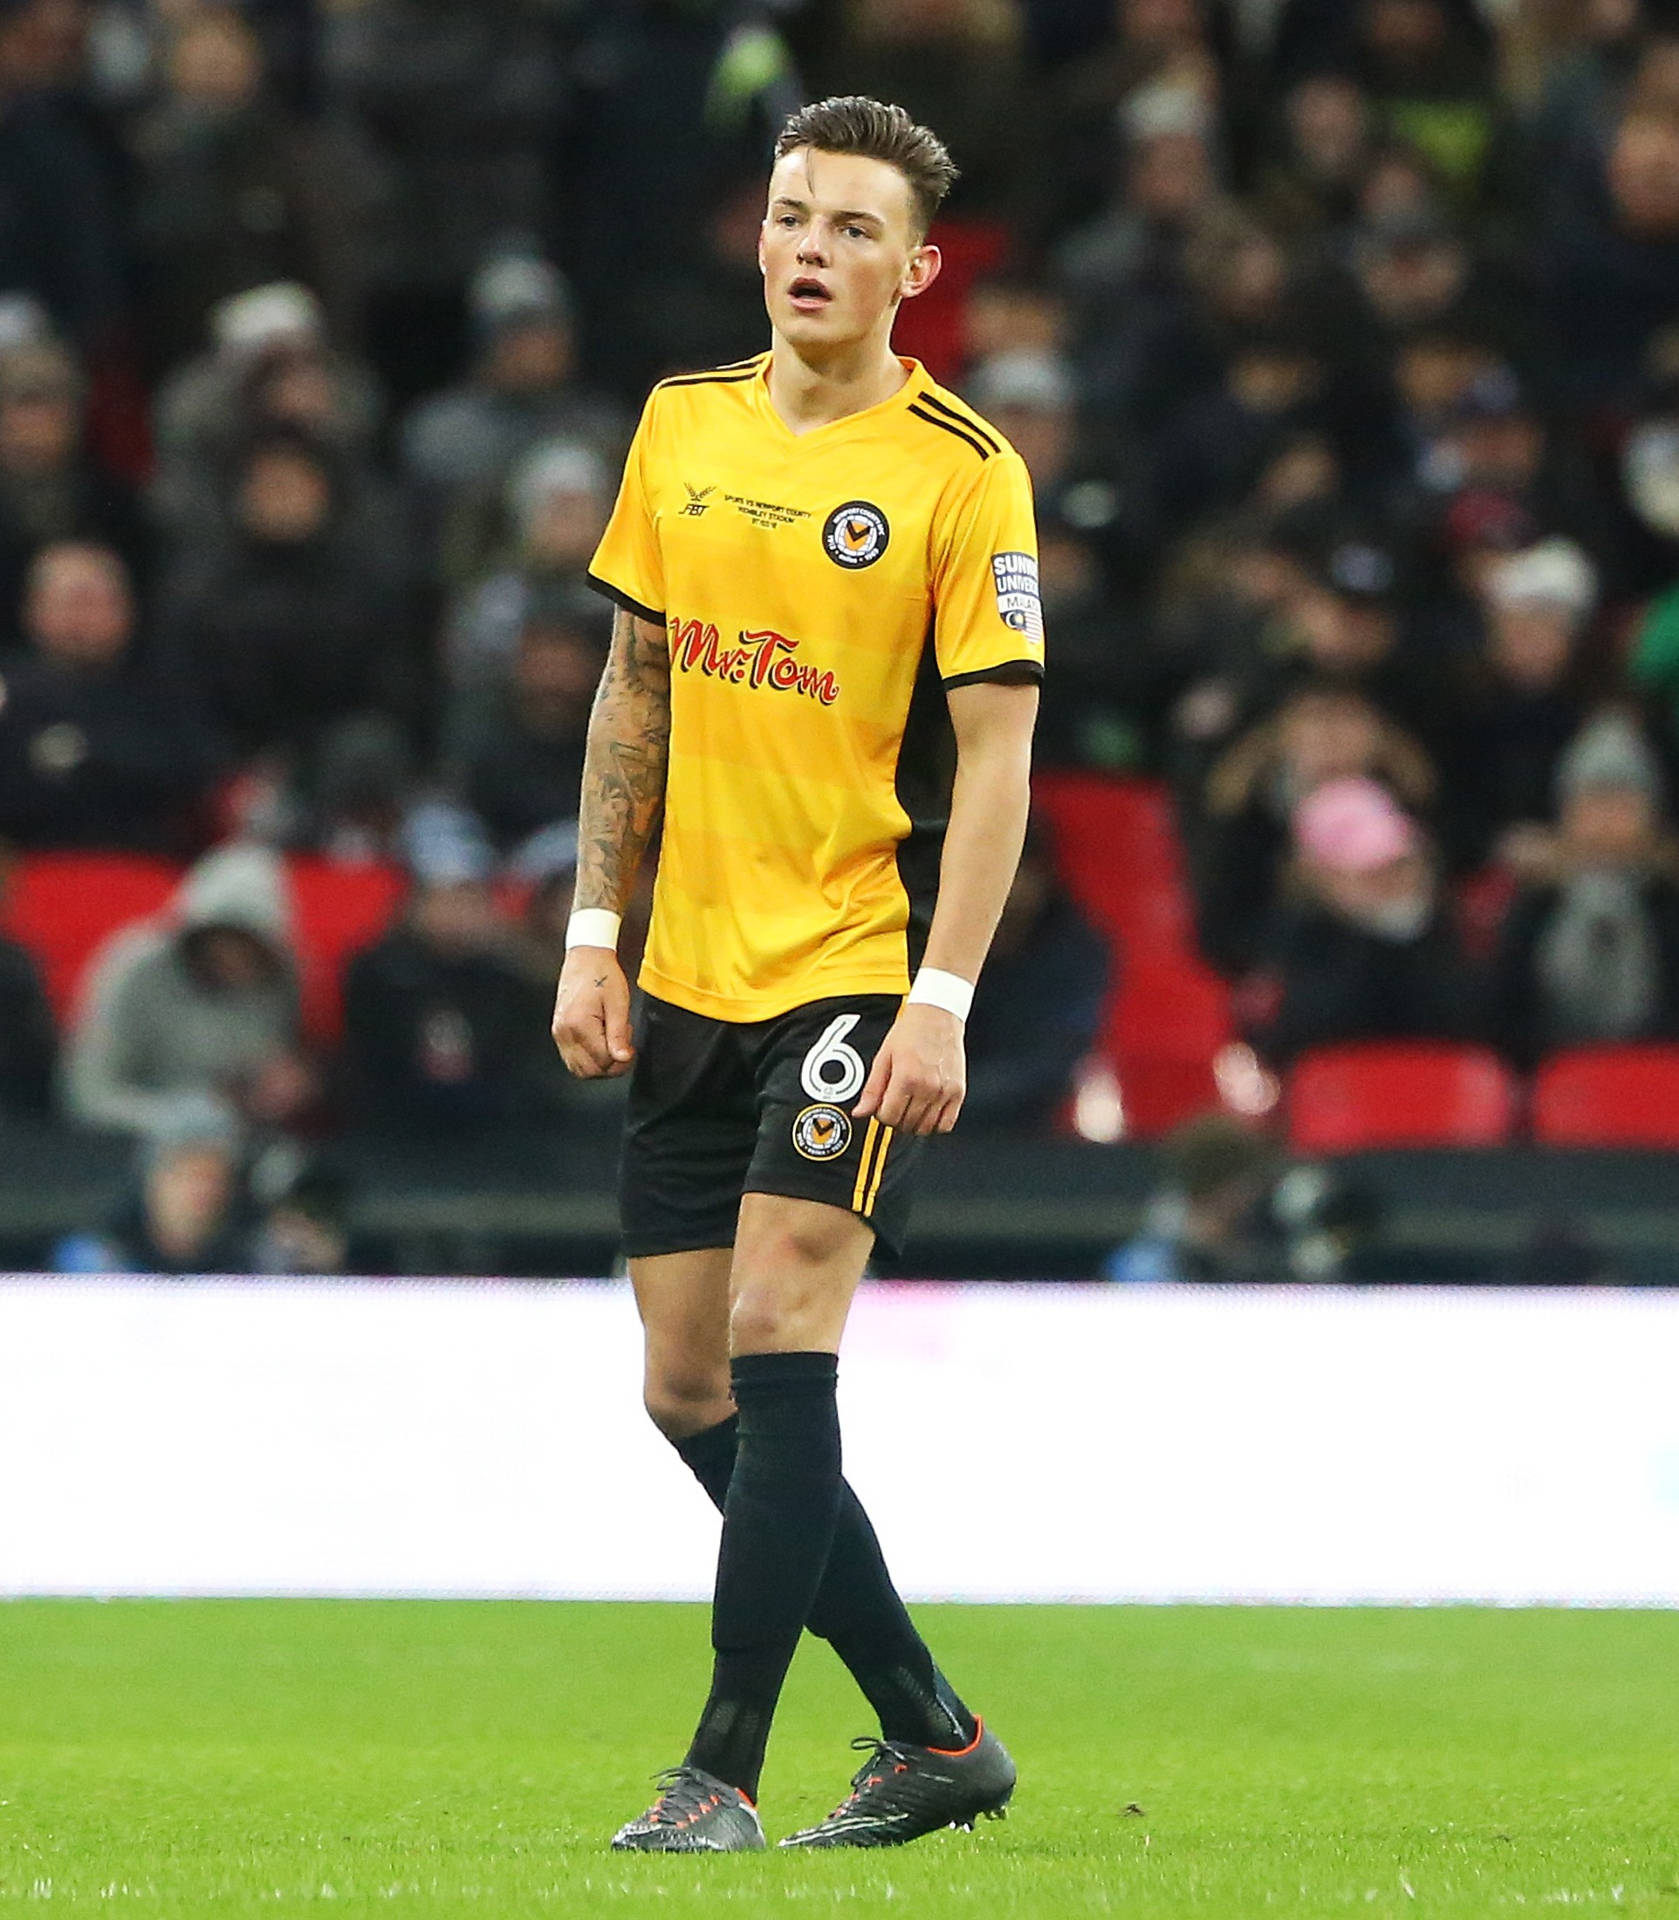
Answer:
[
  {"left": 684, "top": 1352, "right": 842, "bottom": 1797},
  {"left": 673, "top": 1412, "right": 977, "bottom": 1753}
]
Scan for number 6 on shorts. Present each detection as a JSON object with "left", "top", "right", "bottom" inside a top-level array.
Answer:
[{"left": 799, "top": 1013, "right": 867, "bottom": 1104}]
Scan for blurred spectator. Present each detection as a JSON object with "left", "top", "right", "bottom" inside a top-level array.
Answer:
[
  {"left": 1195, "top": 680, "right": 1436, "bottom": 971},
  {"left": 1546, "top": 104, "right": 1679, "bottom": 410},
  {"left": 558, "top": 1, "right": 798, "bottom": 394},
  {"left": 442, "top": 586, "right": 607, "bottom": 857},
  {"left": 55, "top": 1113, "right": 250, "bottom": 1275},
  {"left": 341, "top": 808, "right": 568, "bottom": 1137},
  {"left": 157, "top": 427, "right": 419, "bottom": 792},
  {"left": 439, "top": 437, "right": 612, "bottom": 644},
  {"left": 815, "top": 0, "right": 1031, "bottom": 221},
  {"left": 401, "top": 253, "right": 624, "bottom": 564},
  {"left": 1057, "top": 81, "right": 1228, "bottom": 426},
  {"left": 1348, "top": 0, "right": 1500, "bottom": 202},
  {"left": 960, "top": 824, "right": 1111, "bottom": 1133},
  {"left": 1254, "top": 74, "right": 1375, "bottom": 242},
  {"left": 1616, "top": 328, "right": 1679, "bottom": 593},
  {"left": 442, "top": 440, "right": 611, "bottom": 690},
  {"left": 325, "top": 0, "right": 569, "bottom": 399},
  {"left": 0, "top": 841, "right": 55, "bottom": 1121},
  {"left": 63, "top": 841, "right": 315, "bottom": 1144},
  {"left": 130, "top": 7, "right": 361, "bottom": 377},
  {"left": 0, "top": 336, "right": 148, "bottom": 636},
  {"left": 1040, "top": 0, "right": 1222, "bottom": 241},
  {"left": 966, "top": 348, "right": 1149, "bottom": 762},
  {"left": 0, "top": 541, "right": 218, "bottom": 852},
  {"left": 1248, "top": 775, "right": 1479, "bottom": 1065},
  {"left": 1105, "top": 1112, "right": 1280, "bottom": 1283},
  {"left": 152, "top": 282, "right": 385, "bottom": 540},
  {"left": 250, "top": 1159, "right": 352, "bottom": 1274},
  {"left": 1446, "top": 538, "right": 1599, "bottom": 867},
  {"left": 0, "top": 0, "right": 129, "bottom": 349},
  {"left": 1488, "top": 711, "right": 1679, "bottom": 1065},
  {"left": 1151, "top": 325, "right": 1333, "bottom": 535}
]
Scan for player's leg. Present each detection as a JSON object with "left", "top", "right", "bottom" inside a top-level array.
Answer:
[
  {"left": 678, "top": 1192, "right": 869, "bottom": 1803},
  {"left": 737, "top": 1000, "right": 1011, "bottom": 1848},
  {"left": 635, "top": 1238, "right": 977, "bottom": 1753}
]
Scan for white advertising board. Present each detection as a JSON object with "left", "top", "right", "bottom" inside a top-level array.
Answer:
[{"left": 1, "top": 1278, "right": 1675, "bottom": 1604}]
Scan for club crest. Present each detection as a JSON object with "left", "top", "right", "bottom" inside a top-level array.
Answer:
[
  {"left": 792, "top": 1103, "right": 853, "bottom": 1160},
  {"left": 822, "top": 501, "right": 890, "bottom": 569}
]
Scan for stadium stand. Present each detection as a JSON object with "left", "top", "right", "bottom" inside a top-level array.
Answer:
[{"left": 1288, "top": 1043, "right": 1520, "bottom": 1153}]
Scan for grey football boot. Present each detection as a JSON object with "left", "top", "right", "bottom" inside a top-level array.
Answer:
[
  {"left": 611, "top": 1765, "right": 766, "bottom": 1852},
  {"left": 778, "top": 1721, "right": 1015, "bottom": 1848}
]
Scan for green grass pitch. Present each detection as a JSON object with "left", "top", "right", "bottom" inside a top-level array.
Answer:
[{"left": 3, "top": 1599, "right": 1675, "bottom": 1914}]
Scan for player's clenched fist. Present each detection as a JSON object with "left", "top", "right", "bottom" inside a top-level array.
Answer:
[
  {"left": 853, "top": 1002, "right": 966, "bottom": 1136},
  {"left": 552, "top": 947, "right": 636, "bottom": 1078}
]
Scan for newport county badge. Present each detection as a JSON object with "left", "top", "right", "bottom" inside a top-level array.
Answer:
[
  {"left": 792, "top": 1103, "right": 853, "bottom": 1160},
  {"left": 822, "top": 500, "right": 890, "bottom": 569}
]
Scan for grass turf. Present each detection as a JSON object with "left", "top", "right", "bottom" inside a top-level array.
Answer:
[{"left": 1, "top": 1600, "right": 1675, "bottom": 1914}]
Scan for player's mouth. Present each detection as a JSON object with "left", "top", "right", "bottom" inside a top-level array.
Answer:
[{"left": 787, "top": 277, "right": 833, "bottom": 313}]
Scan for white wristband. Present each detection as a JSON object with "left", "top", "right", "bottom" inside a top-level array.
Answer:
[
  {"left": 565, "top": 909, "right": 622, "bottom": 952},
  {"left": 906, "top": 967, "right": 974, "bottom": 1021}
]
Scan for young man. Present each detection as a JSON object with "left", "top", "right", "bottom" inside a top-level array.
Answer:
[{"left": 552, "top": 96, "right": 1042, "bottom": 1852}]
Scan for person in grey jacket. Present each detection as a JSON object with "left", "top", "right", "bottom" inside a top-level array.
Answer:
[{"left": 62, "top": 841, "right": 315, "bottom": 1143}]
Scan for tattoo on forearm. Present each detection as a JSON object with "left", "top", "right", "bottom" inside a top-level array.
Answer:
[{"left": 575, "top": 606, "right": 671, "bottom": 915}]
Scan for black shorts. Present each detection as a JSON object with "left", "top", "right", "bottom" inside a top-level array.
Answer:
[{"left": 620, "top": 992, "right": 925, "bottom": 1260}]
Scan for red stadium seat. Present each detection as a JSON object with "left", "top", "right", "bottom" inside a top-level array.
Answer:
[
  {"left": 0, "top": 852, "right": 183, "bottom": 1019},
  {"left": 286, "top": 857, "right": 408, "bottom": 1044},
  {"left": 1288, "top": 1043, "right": 1518, "bottom": 1152},
  {"left": 1531, "top": 1046, "right": 1679, "bottom": 1147}
]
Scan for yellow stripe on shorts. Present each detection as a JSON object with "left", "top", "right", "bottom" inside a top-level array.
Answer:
[
  {"left": 852, "top": 1117, "right": 881, "bottom": 1213},
  {"left": 864, "top": 1124, "right": 892, "bottom": 1216}
]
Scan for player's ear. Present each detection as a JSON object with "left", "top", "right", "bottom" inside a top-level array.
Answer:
[{"left": 899, "top": 243, "right": 941, "bottom": 305}]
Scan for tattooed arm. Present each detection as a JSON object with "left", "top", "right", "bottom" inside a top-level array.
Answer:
[{"left": 551, "top": 606, "right": 670, "bottom": 1078}]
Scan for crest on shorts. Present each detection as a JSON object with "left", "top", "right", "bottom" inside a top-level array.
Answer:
[
  {"left": 792, "top": 1103, "right": 853, "bottom": 1160},
  {"left": 822, "top": 501, "right": 890, "bottom": 569}
]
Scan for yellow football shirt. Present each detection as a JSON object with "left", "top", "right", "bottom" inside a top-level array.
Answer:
[{"left": 588, "top": 352, "right": 1042, "bottom": 1023}]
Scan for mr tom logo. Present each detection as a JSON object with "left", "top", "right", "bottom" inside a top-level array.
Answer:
[{"left": 669, "top": 618, "right": 841, "bottom": 706}]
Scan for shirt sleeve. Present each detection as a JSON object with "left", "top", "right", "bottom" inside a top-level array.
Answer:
[
  {"left": 587, "top": 395, "right": 665, "bottom": 625},
  {"left": 930, "top": 448, "right": 1045, "bottom": 688}
]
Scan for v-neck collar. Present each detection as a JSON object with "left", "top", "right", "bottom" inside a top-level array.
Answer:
[{"left": 752, "top": 353, "right": 926, "bottom": 443}]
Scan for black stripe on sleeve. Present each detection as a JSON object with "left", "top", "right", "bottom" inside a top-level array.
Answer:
[
  {"left": 942, "top": 660, "right": 1044, "bottom": 690},
  {"left": 915, "top": 391, "right": 1002, "bottom": 453},
  {"left": 587, "top": 573, "right": 664, "bottom": 626},
  {"left": 907, "top": 404, "right": 991, "bottom": 461},
  {"left": 653, "top": 368, "right": 760, "bottom": 390}
]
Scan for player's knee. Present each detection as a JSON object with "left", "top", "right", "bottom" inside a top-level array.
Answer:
[{"left": 643, "top": 1360, "right": 732, "bottom": 1439}]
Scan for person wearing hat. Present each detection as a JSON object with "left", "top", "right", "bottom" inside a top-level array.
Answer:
[
  {"left": 443, "top": 441, "right": 612, "bottom": 690},
  {"left": 442, "top": 585, "right": 609, "bottom": 858},
  {"left": 400, "top": 252, "right": 625, "bottom": 515},
  {"left": 1249, "top": 774, "right": 1479, "bottom": 1066},
  {"left": 0, "top": 336, "right": 149, "bottom": 633},
  {"left": 64, "top": 841, "right": 315, "bottom": 1145},
  {"left": 340, "top": 805, "right": 567, "bottom": 1139},
  {"left": 1488, "top": 710, "right": 1679, "bottom": 1067},
  {"left": 151, "top": 282, "right": 385, "bottom": 542},
  {"left": 1448, "top": 538, "right": 1600, "bottom": 866}
]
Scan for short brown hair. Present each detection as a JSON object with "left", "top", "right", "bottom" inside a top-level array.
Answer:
[{"left": 774, "top": 96, "right": 958, "bottom": 237}]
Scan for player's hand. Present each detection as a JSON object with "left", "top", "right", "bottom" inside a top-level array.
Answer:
[
  {"left": 854, "top": 1003, "right": 965, "bottom": 1136},
  {"left": 551, "top": 947, "right": 636, "bottom": 1078}
]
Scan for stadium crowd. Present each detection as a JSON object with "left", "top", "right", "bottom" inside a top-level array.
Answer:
[{"left": 7, "top": 0, "right": 1679, "bottom": 1269}]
